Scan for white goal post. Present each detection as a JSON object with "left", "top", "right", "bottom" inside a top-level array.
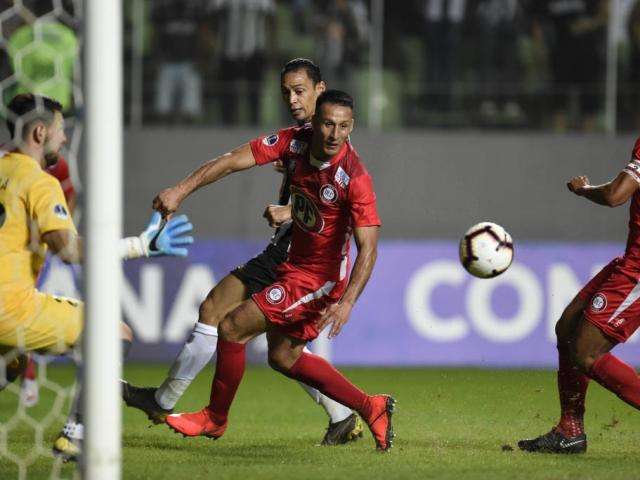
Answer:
[{"left": 83, "top": 0, "right": 123, "bottom": 479}]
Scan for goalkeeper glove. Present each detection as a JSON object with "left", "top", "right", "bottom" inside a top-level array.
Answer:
[{"left": 120, "top": 212, "right": 194, "bottom": 260}]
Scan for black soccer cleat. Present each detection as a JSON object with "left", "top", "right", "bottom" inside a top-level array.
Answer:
[
  {"left": 320, "top": 413, "right": 364, "bottom": 446},
  {"left": 518, "top": 429, "right": 587, "bottom": 454},
  {"left": 121, "top": 380, "right": 173, "bottom": 425}
]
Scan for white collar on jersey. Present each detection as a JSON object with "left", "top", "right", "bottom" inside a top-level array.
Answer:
[{"left": 309, "top": 153, "right": 332, "bottom": 170}]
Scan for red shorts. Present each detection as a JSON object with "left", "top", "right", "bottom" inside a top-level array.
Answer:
[
  {"left": 252, "top": 262, "right": 346, "bottom": 341},
  {"left": 578, "top": 256, "right": 640, "bottom": 343}
]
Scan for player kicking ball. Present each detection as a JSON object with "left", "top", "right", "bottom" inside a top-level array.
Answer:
[
  {"left": 519, "top": 137, "right": 640, "bottom": 454},
  {"left": 0, "top": 94, "right": 195, "bottom": 461},
  {"left": 122, "top": 59, "right": 363, "bottom": 445},
  {"left": 152, "top": 90, "right": 395, "bottom": 451}
]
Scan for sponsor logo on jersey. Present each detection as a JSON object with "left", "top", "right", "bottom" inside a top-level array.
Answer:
[
  {"left": 266, "top": 285, "right": 286, "bottom": 305},
  {"left": 291, "top": 187, "right": 324, "bottom": 233},
  {"left": 319, "top": 184, "right": 338, "bottom": 204},
  {"left": 335, "top": 166, "right": 350, "bottom": 188},
  {"left": 289, "top": 139, "right": 307, "bottom": 154},
  {"left": 590, "top": 293, "right": 607, "bottom": 312},
  {"left": 53, "top": 204, "right": 69, "bottom": 219},
  {"left": 263, "top": 134, "right": 279, "bottom": 147}
]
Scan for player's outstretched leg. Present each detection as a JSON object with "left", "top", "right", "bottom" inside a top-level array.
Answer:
[
  {"left": 267, "top": 332, "right": 394, "bottom": 451},
  {"left": 575, "top": 321, "right": 640, "bottom": 411},
  {"left": 123, "top": 275, "right": 243, "bottom": 423},
  {"left": 519, "top": 296, "right": 589, "bottom": 454},
  {"left": 165, "top": 300, "right": 267, "bottom": 439}
]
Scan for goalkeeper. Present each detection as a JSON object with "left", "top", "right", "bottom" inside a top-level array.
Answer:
[{"left": 0, "top": 94, "right": 194, "bottom": 460}]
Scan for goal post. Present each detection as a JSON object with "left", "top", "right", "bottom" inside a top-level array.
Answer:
[{"left": 83, "top": 0, "right": 123, "bottom": 478}]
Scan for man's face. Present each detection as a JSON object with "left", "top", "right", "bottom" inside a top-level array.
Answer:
[
  {"left": 43, "top": 111, "right": 66, "bottom": 167},
  {"left": 311, "top": 103, "right": 354, "bottom": 159},
  {"left": 281, "top": 70, "right": 326, "bottom": 124}
]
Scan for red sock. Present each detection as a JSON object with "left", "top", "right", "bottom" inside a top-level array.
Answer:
[
  {"left": 22, "top": 357, "right": 36, "bottom": 381},
  {"left": 589, "top": 353, "right": 640, "bottom": 410},
  {"left": 285, "top": 352, "right": 370, "bottom": 415},
  {"left": 207, "top": 339, "right": 246, "bottom": 424},
  {"left": 556, "top": 345, "right": 588, "bottom": 437}
]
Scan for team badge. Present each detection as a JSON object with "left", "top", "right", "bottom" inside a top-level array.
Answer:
[
  {"left": 320, "top": 184, "right": 338, "bottom": 204},
  {"left": 53, "top": 204, "right": 69, "bottom": 219},
  {"left": 291, "top": 187, "right": 324, "bottom": 233},
  {"left": 289, "top": 139, "right": 307, "bottom": 154},
  {"left": 334, "top": 166, "right": 350, "bottom": 188},
  {"left": 263, "top": 134, "right": 279, "bottom": 147},
  {"left": 266, "top": 285, "right": 286, "bottom": 305},
  {"left": 590, "top": 293, "right": 607, "bottom": 312}
]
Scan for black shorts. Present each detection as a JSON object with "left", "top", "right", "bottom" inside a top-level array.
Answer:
[{"left": 231, "top": 234, "right": 290, "bottom": 295}]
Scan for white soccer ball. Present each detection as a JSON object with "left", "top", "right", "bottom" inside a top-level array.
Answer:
[{"left": 459, "top": 222, "right": 514, "bottom": 279}]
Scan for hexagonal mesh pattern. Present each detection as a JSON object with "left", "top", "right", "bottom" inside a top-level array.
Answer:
[{"left": 0, "top": 1, "right": 82, "bottom": 479}]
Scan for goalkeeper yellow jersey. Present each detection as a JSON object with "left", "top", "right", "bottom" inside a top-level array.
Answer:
[{"left": 0, "top": 151, "right": 76, "bottom": 321}]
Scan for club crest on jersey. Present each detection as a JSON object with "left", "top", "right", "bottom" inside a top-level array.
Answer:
[
  {"left": 266, "top": 285, "right": 286, "bottom": 305},
  {"left": 320, "top": 184, "right": 338, "bottom": 204},
  {"left": 263, "top": 134, "right": 279, "bottom": 147},
  {"left": 53, "top": 204, "right": 69, "bottom": 219},
  {"left": 291, "top": 187, "right": 324, "bottom": 233},
  {"left": 289, "top": 139, "right": 307, "bottom": 154},
  {"left": 334, "top": 166, "right": 350, "bottom": 188},
  {"left": 591, "top": 293, "right": 607, "bottom": 312}
]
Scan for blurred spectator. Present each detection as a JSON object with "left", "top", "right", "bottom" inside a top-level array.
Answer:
[
  {"left": 151, "top": 0, "right": 206, "bottom": 123},
  {"left": 529, "top": 0, "right": 609, "bottom": 132},
  {"left": 469, "top": 0, "right": 523, "bottom": 123},
  {"left": 422, "top": 0, "right": 467, "bottom": 113},
  {"left": 313, "top": 0, "right": 370, "bottom": 87},
  {"left": 208, "top": 0, "right": 276, "bottom": 126},
  {"left": 7, "top": 20, "right": 78, "bottom": 112},
  {"left": 629, "top": 0, "right": 640, "bottom": 129}
]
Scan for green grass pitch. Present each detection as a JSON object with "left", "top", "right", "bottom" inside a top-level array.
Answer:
[{"left": 1, "top": 364, "right": 639, "bottom": 479}]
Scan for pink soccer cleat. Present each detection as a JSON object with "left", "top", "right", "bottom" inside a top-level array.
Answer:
[
  {"left": 166, "top": 408, "right": 227, "bottom": 439},
  {"left": 361, "top": 395, "right": 396, "bottom": 452}
]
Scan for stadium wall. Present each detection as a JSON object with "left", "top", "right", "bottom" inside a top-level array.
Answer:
[
  {"left": 123, "top": 129, "right": 636, "bottom": 242},
  {"left": 40, "top": 240, "right": 640, "bottom": 368}
]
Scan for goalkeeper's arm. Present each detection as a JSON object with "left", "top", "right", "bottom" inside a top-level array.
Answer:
[{"left": 42, "top": 212, "right": 194, "bottom": 263}]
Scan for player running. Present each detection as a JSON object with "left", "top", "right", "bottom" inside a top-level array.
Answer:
[
  {"left": 0, "top": 93, "right": 195, "bottom": 460},
  {"left": 154, "top": 90, "right": 395, "bottom": 451},
  {"left": 519, "top": 137, "right": 640, "bottom": 454},
  {"left": 122, "top": 59, "right": 363, "bottom": 445}
]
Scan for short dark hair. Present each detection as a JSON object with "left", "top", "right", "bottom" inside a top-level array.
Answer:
[
  {"left": 315, "top": 90, "right": 354, "bottom": 113},
  {"left": 5, "top": 93, "right": 63, "bottom": 139},
  {"left": 281, "top": 58, "right": 323, "bottom": 85}
]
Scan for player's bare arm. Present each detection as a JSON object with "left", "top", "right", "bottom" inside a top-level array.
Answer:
[
  {"left": 42, "top": 229, "right": 82, "bottom": 264},
  {"left": 263, "top": 204, "right": 292, "bottom": 227},
  {"left": 317, "top": 225, "right": 379, "bottom": 339},
  {"left": 567, "top": 172, "right": 639, "bottom": 207},
  {"left": 153, "top": 143, "right": 257, "bottom": 216}
]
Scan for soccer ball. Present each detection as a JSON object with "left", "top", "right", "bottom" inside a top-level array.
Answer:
[{"left": 459, "top": 222, "right": 514, "bottom": 279}]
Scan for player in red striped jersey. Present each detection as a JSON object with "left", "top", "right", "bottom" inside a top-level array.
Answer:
[
  {"left": 519, "top": 137, "right": 640, "bottom": 453},
  {"left": 122, "top": 59, "right": 364, "bottom": 445},
  {"left": 155, "top": 90, "right": 395, "bottom": 451}
]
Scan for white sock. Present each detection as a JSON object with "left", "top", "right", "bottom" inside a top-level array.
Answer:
[
  {"left": 155, "top": 322, "right": 218, "bottom": 410},
  {"left": 297, "top": 346, "right": 352, "bottom": 424},
  {"left": 62, "top": 419, "right": 84, "bottom": 440}
]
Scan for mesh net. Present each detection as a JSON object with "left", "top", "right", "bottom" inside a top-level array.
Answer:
[{"left": 0, "top": 1, "right": 83, "bottom": 479}]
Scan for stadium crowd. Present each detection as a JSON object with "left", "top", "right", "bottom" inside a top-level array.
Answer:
[{"left": 1, "top": 0, "right": 640, "bottom": 131}]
